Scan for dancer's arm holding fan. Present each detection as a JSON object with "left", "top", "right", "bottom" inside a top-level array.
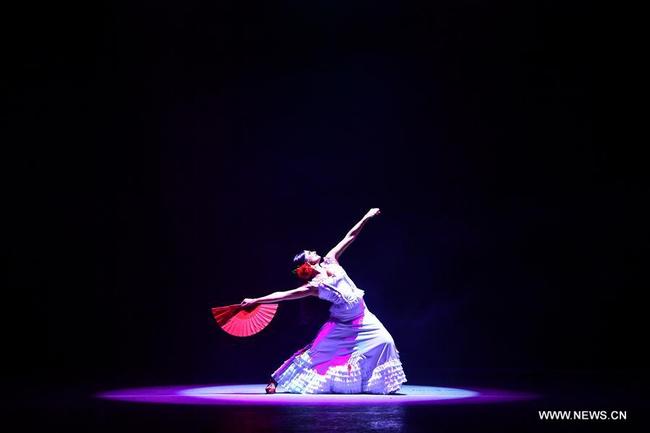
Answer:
[{"left": 241, "top": 284, "right": 318, "bottom": 307}]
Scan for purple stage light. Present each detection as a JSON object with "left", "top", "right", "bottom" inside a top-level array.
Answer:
[{"left": 96, "top": 384, "right": 537, "bottom": 406}]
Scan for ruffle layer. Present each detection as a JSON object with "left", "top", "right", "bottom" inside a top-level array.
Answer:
[{"left": 273, "top": 351, "right": 407, "bottom": 394}]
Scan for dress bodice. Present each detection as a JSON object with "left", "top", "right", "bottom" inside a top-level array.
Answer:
[{"left": 310, "top": 256, "right": 366, "bottom": 321}]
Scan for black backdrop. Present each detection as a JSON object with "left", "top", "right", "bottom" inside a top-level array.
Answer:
[{"left": 6, "top": 1, "right": 644, "bottom": 393}]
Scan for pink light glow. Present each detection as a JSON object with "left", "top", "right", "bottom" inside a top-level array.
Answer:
[{"left": 96, "top": 384, "right": 538, "bottom": 406}]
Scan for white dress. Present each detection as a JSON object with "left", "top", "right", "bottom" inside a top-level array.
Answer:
[{"left": 271, "top": 256, "right": 407, "bottom": 394}]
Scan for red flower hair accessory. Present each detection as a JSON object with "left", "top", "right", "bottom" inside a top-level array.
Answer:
[{"left": 292, "top": 262, "right": 318, "bottom": 280}]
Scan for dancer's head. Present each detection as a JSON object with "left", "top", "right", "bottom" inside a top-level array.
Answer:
[{"left": 293, "top": 250, "right": 321, "bottom": 266}]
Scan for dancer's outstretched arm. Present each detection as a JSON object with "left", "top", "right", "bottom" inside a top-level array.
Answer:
[
  {"left": 241, "top": 284, "right": 318, "bottom": 307},
  {"left": 325, "top": 208, "right": 381, "bottom": 261}
]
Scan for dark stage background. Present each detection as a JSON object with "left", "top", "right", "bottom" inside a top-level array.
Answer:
[{"left": 5, "top": 0, "right": 647, "bottom": 427}]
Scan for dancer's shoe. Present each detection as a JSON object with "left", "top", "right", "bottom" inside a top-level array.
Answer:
[{"left": 265, "top": 378, "right": 277, "bottom": 394}]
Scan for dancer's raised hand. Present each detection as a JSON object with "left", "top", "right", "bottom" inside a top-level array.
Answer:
[{"left": 365, "top": 208, "right": 381, "bottom": 218}]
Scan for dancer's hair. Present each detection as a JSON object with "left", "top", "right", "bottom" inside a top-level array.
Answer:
[{"left": 293, "top": 250, "right": 307, "bottom": 266}]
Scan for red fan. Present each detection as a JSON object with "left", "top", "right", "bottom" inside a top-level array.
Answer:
[{"left": 211, "top": 303, "right": 279, "bottom": 337}]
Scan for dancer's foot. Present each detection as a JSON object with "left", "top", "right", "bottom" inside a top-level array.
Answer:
[{"left": 265, "top": 378, "right": 277, "bottom": 394}]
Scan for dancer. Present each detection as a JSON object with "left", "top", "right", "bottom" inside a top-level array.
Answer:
[{"left": 240, "top": 208, "right": 407, "bottom": 394}]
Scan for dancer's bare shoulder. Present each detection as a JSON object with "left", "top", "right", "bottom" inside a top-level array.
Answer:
[
  {"left": 321, "top": 255, "right": 344, "bottom": 278},
  {"left": 323, "top": 254, "right": 340, "bottom": 265}
]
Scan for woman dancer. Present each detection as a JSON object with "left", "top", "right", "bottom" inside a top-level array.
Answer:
[{"left": 240, "top": 208, "right": 407, "bottom": 394}]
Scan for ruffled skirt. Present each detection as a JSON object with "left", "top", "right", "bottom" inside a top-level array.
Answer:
[{"left": 271, "top": 312, "right": 407, "bottom": 394}]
